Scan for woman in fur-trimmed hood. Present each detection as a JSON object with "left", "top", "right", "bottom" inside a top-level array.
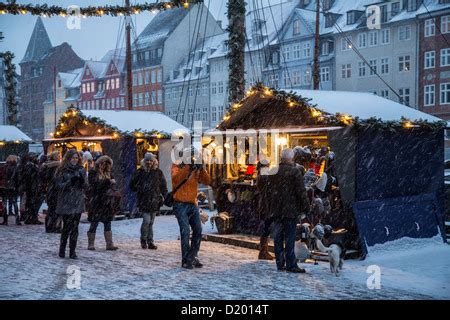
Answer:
[{"left": 86, "top": 155, "right": 119, "bottom": 251}]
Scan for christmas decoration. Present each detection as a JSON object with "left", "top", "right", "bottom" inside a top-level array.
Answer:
[{"left": 0, "top": 1, "right": 202, "bottom": 17}]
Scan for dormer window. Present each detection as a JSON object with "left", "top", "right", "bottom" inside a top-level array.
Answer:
[
  {"left": 323, "top": 0, "right": 334, "bottom": 11},
  {"left": 325, "top": 14, "right": 335, "bottom": 28},
  {"left": 293, "top": 20, "right": 301, "bottom": 35},
  {"left": 85, "top": 69, "right": 90, "bottom": 76},
  {"left": 391, "top": 2, "right": 400, "bottom": 17},
  {"left": 347, "top": 11, "right": 356, "bottom": 25},
  {"left": 406, "top": 0, "right": 418, "bottom": 12}
]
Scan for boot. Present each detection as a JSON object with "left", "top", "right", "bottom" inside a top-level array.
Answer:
[
  {"left": 59, "top": 239, "right": 67, "bottom": 258},
  {"left": 105, "top": 231, "right": 118, "bottom": 250},
  {"left": 87, "top": 232, "right": 96, "bottom": 250},
  {"left": 69, "top": 240, "right": 78, "bottom": 259},
  {"left": 141, "top": 240, "right": 148, "bottom": 249},
  {"left": 258, "top": 236, "right": 274, "bottom": 260},
  {"left": 2, "top": 214, "right": 8, "bottom": 225},
  {"left": 15, "top": 214, "right": 21, "bottom": 226}
]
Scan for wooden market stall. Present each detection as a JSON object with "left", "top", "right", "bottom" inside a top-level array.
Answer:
[
  {"left": 207, "top": 84, "right": 446, "bottom": 255},
  {"left": 43, "top": 107, "right": 189, "bottom": 216}
]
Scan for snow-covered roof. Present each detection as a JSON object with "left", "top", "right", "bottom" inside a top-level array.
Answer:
[
  {"left": 291, "top": 89, "right": 441, "bottom": 122},
  {"left": 57, "top": 68, "right": 83, "bottom": 89},
  {"left": 81, "top": 110, "right": 189, "bottom": 135},
  {"left": 84, "top": 61, "right": 109, "bottom": 79},
  {"left": 0, "top": 126, "right": 33, "bottom": 142}
]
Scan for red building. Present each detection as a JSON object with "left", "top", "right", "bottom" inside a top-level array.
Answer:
[
  {"left": 19, "top": 17, "right": 84, "bottom": 142},
  {"left": 418, "top": 4, "right": 450, "bottom": 120}
]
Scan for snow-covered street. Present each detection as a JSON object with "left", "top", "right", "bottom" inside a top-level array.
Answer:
[{"left": 0, "top": 214, "right": 449, "bottom": 300}]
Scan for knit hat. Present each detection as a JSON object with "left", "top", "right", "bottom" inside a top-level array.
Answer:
[{"left": 144, "top": 152, "right": 155, "bottom": 161}]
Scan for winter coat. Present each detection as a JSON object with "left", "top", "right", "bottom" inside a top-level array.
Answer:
[
  {"left": 130, "top": 166, "right": 168, "bottom": 212},
  {"left": 5, "top": 163, "right": 19, "bottom": 196},
  {"left": 87, "top": 169, "right": 117, "bottom": 222},
  {"left": 55, "top": 164, "right": 87, "bottom": 216},
  {"left": 22, "top": 162, "right": 40, "bottom": 196},
  {"left": 39, "top": 160, "right": 60, "bottom": 204},
  {"left": 266, "top": 162, "right": 310, "bottom": 220},
  {"left": 171, "top": 164, "right": 211, "bottom": 205}
]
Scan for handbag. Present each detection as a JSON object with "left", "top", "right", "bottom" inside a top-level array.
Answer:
[{"left": 164, "top": 170, "right": 193, "bottom": 207}]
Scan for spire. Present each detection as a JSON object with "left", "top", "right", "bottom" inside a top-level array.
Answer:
[{"left": 21, "top": 17, "right": 52, "bottom": 64}]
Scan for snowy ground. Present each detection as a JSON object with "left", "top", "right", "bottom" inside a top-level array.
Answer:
[{"left": 0, "top": 212, "right": 449, "bottom": 300}]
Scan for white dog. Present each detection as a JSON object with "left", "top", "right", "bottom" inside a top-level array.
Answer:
[{"left": 311, "top": 225, "right": 343, "bottom": 277}]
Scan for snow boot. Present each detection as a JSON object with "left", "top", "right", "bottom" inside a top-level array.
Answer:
[
  {"left": 105, "top": 231, "right": 118, "bottom": 250},
  {"left": 87, "top": 232, "right": 96, "bottom": 250},
  {"left": 141, "top": 240, "right": 148, "bottom": 249},
  {"left": 147, "top": 242, "right": 157, "bottom": 250},
  {"left": 69, "top": 240, "right": 78, "bottom": 259},
  {"left": 258, "top": 236, "right": 274, "bottom": 260}
]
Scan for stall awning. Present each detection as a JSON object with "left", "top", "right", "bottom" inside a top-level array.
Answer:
[
  {"left": 43, "top": 136, "right": 113, "bottom": 143},
  {"left": 205, "top": 126, "right": 343, "bottom": 135},
  {"left": 0, "top": 125, "right": 33, "bottom": 143}
]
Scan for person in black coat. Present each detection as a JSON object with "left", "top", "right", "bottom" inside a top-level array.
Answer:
[
  {"left": 21, "top": 152, "right": 43, "bottom": 225},
  {"left": 40, "top": 151, "right": 61, "bottom": 233},
  {"left": 3, "top": 155, "right": 20, "bottom": 225},
  {"left": 55, "top": 149, "right": 87, "bottom": 259},
  {"left": 267, "top": 148, "right": 310, "bottom": 273},
  {"left": 130, "top": 152, "right": 167, "bottom": 249},
  {"left": 256, "top": 158, "right": 274, "bottom": 260},
  {"left": 86, "top": 155, "right": 119, "bottom": 251}
]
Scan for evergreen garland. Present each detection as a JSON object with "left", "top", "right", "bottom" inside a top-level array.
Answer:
[
  {"left": 0, "top": 51, "right": 18, "bottom": 125},
  {"left": 0, "top": 0, "right": 202, "bottom": 16}
]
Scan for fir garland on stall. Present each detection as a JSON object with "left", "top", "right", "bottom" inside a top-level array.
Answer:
[
  {"left": 221, "top": 82, "right": 447, "bottom": 132},
  {"left": 0, "top": 0, "right": 202, "bottom": 16},
  {"left": 0, "top": 51, "right": 18, "bottom": 125},
  {"left": 53, "top": 105, "right": 171, "bottom": 140},
  {"left": 226, "top": 0, "right": 246, "bottom": 105}
]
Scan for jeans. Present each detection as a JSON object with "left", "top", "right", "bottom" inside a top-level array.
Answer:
[
  {"left": 262, "top": 216, "right": 275, "bottom": 238},
  {"left": 140, "top": 211, "right": 158, "bottom": 243},
  {"left": 61, "top": 213, "right": 82, "bottom": 252},
  {"left": 88, "top": 220, "right": 112, "bottom": 233},
  {"left": 173, "top": 202, "right": 202, "bottom": 265},
  {"left": 7, "top": 195, "right": 18, "bottom": 216},
  {"left": 273, "top": 218, "right": 297, "bottom": 270}
]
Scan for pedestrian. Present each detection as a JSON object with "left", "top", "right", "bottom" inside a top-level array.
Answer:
[
  {"left": 130, "top": 152, "right": 167, "bottom": 250},
  {"left": 171, "top": 148, "right": 211, "bottom": 269},
  {"left": 87, "top": 155, "right": 119, "bottom": 251},
  {"left": 22, "top": 152, "right": 43, "bottom": 225},
  {"left": 256, "top": 157, "right": 274, "bottom": 260},
  {"left": 55, "top": 149, "right": 87, "bottom": 259},
  {"left": 267, "top": 148, "right": 310, "bottom": 273},
  {"left": 4, "top": 155, "right": 20, "bottom": 225},
  {"left": 40, "top": 151, "right": 61, "bottom": 233}
]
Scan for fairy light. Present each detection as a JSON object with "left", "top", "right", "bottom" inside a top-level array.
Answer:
[
  {"left": 165, "top": 3, "right": 172, "bottom": 9},
  {"left": 311, "top": 109, "right": 322, "bottom": 117},
  {"left": 264, "top": 89, "right": 273, "bottom": 96},
  {"left": 98, "top": 9, "right": 104, "bottom": 16},
  {"left": 71, "top": 110, "right": 77, "bottom": 116},
  {"left": 20, "top": 9, "right": 27, "bottom": 14},
  {"left": 59, "top": 12, "right": 66, "bottom": 17},
  {"left": 288, "top": 100, "right": 296, "bottom": 108},
  {"left": 223, "top": 114, "right": 231, "bottom": 121},
  {"left": 403, "top": 121, "right": 413, "bottom": 129},
  {"left": 232, "top": 103, "right": 241, "bottom": 110},
  {"left": 246, "top": 89, "right": 254, "bottom": 96},
  {"left": 183, "top": 1, "right": 190, "bottom": 9},
  {"left": 340, "top": 115, "right": 352, "bottom": 125},
  {"left": 0, "top": 10, "right": 6, "bottom": 15}
]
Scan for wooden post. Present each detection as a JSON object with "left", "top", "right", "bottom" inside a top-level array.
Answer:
[
  {"left": 126, "top": 0, "right": 133, "bottom": 110},
  {"left": 313, "top": 0, "right": 320, "bottom": 90}
]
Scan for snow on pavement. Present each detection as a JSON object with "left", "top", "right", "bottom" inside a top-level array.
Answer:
[{"left": 0, "top": 215, "right": 449, "bottom": 300}]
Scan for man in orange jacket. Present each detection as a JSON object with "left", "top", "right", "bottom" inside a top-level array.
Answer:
[{"left": 172, "top": 148, "right": 211, "bottom": 269}]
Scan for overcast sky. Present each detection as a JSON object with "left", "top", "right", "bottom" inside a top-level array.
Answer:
[{"left": 0, "top": 0, "right": 281, "bottom": 73}]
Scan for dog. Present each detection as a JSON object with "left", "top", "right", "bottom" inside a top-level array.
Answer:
[{"left": 311, "top": 225, "right": 344, "bottom": 277}]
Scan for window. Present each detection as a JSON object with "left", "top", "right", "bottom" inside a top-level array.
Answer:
[
  {"left": 272, "top": 52, "right": 279, "bottom": 64},
  {"left": 425, "top": 51, "right": 435, "bottom": 69},
  {"left": 424, "top": 85, "right": 435, "bottom": 106},
  {"left": 323, "top": 0, "right": 332, "bottom": 11},
  {"left": 211, "top": 82, "right": 217, "bottom": 95},
  {"left": 139, "top": 93, "right": 144, "bottom": 107},
  {"left": 320, "top": 67, "right": 330, "bottom": 82},
  {"left": 292, "top": 71, "right": 301, "bottom": 86},
  {"left": 341, "top": 64, "right": 352, "bottom": 78},
  {"left": 425, "top": 19, "right": 436, "bottom": 37},
  {"left": 381, "top": 28, "right": 390, "bottom": 45},
  {"left": 441, "top": 83, "right": 450, "bottom": 104},
  {"left": 381, "top": 58, "right": 390, "bottom": 74},
  {"left": 151, "top": 70, "right": 156, "bottom": 84},
  {"left": 157, "top": 90, "right": 163, "bottom": 105},
  {"left": 442, "top": 16, "right": 450, "bottom": 34},
  {"left": 399, "top": 55, "right": 411, "bottom": 72},
  {"left": 347, "top": 11, "right": 356, "bottom": 25},
  {"left": 321, "top": 41, "right": 330, "bottom": 55},
  {"left": 145, "top": 71, "right": 150, "bottom": 84},
  {"left": 391, "top": 2, "right": 400, "bottom": 16},
  {"left": 380, "top": 5, "right": 388, "bottom": 23},
  {"left": 132, "top": 73, "right": 137, "bottom": 86},
  {"left": 358, "top": 33, "right": 367, "bottom": 48},
  {"left": 115, "top": 78, "right": 120, "bottom": 89},
  {"left": 283, "top": 46, "right": 291, "bottom": 61},
  {"left": 369, "top": 31, "right": 378, "bottom": 46},
  {"left": 157, "top": 69, "right": 162, "bottom": 83},
  {"left": 144, "top": 92, "right": 150, "bottom": 105},
  {"left": 358, "top": 61, "right": 366, "bottom": 77},
  {"left": 341, "top": 36, "right": 352, "bottom": 51},
  {"left": 381, "top": 90, "right": 389, "bottom": 99},
  {"left": 218, "top": 81, "right": 224, "bottom": 94},
  {"left": 293, "top": 44, "right": 301, "bottom": 60},
  {"left": 399, "top": 88, "right": 410, "bottom": 106},
  {"left": 269, "top": 74, "right": 279, "bottom": 87},
  {"left": 302, "top": 42, "right": 311, "bottom": 58},
  {"left": 399, "top": 25, "right": 411, "bottom": 41},
  {"left": 303, "top": 68, "right": 311, "bottom": 85},
  {"left": 369, "top": 59, "right": 377, "bottom": 75},
  {"left": 293, "top": 20, "right": 301, "bottom": 35},
  {"left": 441, "top": 48, "right": 450, "bottom": 66},
  {"left": 406, "top": 0, "right": 418, "bottom": 11}
]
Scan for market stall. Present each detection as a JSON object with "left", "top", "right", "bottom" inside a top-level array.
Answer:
[
  {"left": 43, "top": 106, "right": 189, "bottom": 215},
  {"left": 207, "top": 84, "right": 446, "bottom": 255}
]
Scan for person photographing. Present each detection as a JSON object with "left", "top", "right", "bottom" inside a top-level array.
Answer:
[{"left": 171, "top": 147, "right": 211, "bottom": 269}]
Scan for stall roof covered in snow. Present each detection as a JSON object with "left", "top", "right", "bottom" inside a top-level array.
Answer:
[
  {"left": 292, "top": 90, "right": 441, "bottom": 122},
  {"left": 0, "top": 126, "right": 33, "bottom": 142},
  {"left": 81, "top": 110, "right": 189, "bottom": 135}
]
